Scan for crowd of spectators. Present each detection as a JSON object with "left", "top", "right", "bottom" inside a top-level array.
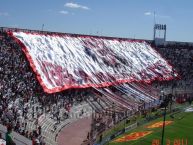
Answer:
[
  {"left": 0, "top": 30, "right": 92, "bottom": 144},
  {"left": 153, "top": 43, "right": 193, "bottom": 94}
]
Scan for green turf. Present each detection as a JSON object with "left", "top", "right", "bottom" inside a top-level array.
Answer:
[
  {"left": 108, "top": 110, "right": 193, "bottom": 145},
  {"left": 96, "top": 115, "right": 138, "bottom": 143}
]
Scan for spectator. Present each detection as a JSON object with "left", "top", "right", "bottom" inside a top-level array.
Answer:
[{"left": 6, "top": 125, "right": 16, "bottom": 145}]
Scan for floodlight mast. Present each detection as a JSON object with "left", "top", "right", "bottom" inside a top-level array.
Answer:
[
  {"left": 42, "top": 24, "right": 44, "bottom": 31},
  {"left": 161, "top": 99, "right": 167, "bottom": 145},
  {"left": 160, "top": 93, "right": 173, "bottom": 145},
  {"left": 153, "top": 11, "right": 156, "bottom": 40}
]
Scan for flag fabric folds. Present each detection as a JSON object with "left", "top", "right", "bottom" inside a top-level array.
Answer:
[{"left": 9, "top": 31, "right": 177, "bottom": 93}]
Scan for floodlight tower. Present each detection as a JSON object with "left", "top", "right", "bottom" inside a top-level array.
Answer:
[{"left": 153, "top": 24, "right": 167, "bottom": 46}]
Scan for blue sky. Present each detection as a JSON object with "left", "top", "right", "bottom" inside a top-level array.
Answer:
[{"left": 0, "top": 0, "right": 192, "bottom": 42}]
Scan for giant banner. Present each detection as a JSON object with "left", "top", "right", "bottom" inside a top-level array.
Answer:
[{"left": 9, "top": 31, "right": 177, "bottom": 93}]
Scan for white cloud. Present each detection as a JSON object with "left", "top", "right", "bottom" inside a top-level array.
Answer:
[
  {"left": 144, "top": 11, "right": 170, "bottom": 19},
  {"left": 0, "top": 12, "right": 9, "bottom": 16},
  {"left": 59, "top": 10, "right": 69, "bottom": 15},
  {"left": 144, "top": 12, "right": 152, "bottom": 16},
  {"left": 64, "top": 2, "right": 90, "bottom": 10}
]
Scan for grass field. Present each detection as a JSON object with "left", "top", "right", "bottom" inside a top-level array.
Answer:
[{"left": 108, "top": 106, "right": 193, "bottom": 145}]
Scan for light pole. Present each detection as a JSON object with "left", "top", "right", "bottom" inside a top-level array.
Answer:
[
  {"left": 41, "top": 24, "right": 44, "bottom": 31},
  {"left": 160, "top": 93, "right": 172, "bottom": 145},
  {"left": 161, "top": 102, "right": 167, "bottom": 145}
]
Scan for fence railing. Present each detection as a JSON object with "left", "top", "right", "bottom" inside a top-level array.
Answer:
[
  {"left": 94, "top": 105, "right": 184, "bottom": 145},
  {"left": 94, "top": 122, "right": 137, "bottom": 145}
]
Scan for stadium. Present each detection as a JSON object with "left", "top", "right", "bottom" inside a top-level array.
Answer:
[
  {"left": 0, "top": 1, "right": 193, "bottom": 145},
  {"left": 0, "top": 26, "right": 193, "bottom": 145}
]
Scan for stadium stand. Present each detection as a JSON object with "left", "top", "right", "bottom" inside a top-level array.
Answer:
[
  {"left": 0, "top": 27, "right": 193, "bottom": 145},
  {"left": 153, "top": 43, "right": 193, "bottom": 96}
]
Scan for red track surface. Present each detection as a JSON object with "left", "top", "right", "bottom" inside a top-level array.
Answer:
[{"left": 57, "top": 117, "right": 92, "bottom": 145}]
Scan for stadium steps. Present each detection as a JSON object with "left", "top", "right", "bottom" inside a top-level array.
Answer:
[
  {"left": 41, "top": 102, "right": 92, "bottom": 145},
  {"left": 40, "top": 116, "right": 58, "bottom": 145},
  {"left": 86, "top": 99, "right": 103, "bottom": 113},
  {"left": 95, "top": 99, "right": 106, "bottom": 111},
  {"left": 20, "top": 102, "right": 93, "bottom": 145}
]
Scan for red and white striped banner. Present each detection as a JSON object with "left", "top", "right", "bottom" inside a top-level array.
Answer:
[{"left": 9, "top": 31, "right": 178, "bottom": 93}]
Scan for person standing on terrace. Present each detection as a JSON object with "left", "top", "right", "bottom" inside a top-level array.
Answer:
[{"left": 6, "top": 125, "right": 16, "bottom": 145}]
